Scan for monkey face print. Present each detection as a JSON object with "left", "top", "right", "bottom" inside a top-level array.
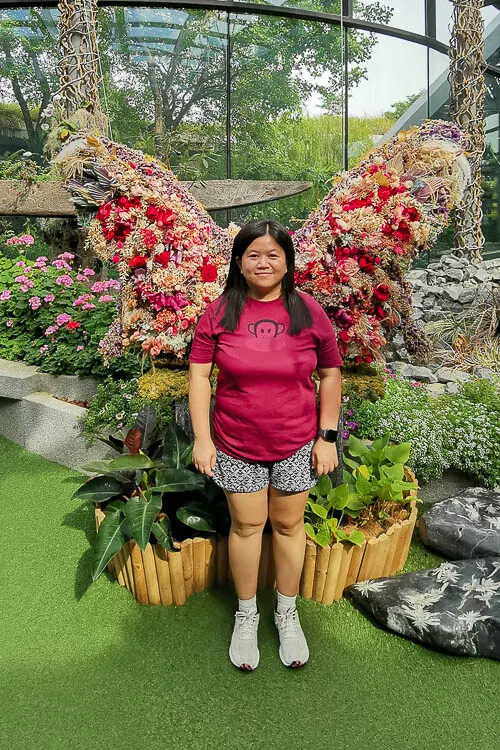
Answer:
[{"left": 247, "top": 317, "right": 286, "bottom": 352}]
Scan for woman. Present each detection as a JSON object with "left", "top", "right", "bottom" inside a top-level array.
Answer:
[{"left": 188, "top": 219, "right": 343, "bottom": 671}]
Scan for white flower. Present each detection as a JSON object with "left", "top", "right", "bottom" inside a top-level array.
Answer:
[
  {"left": 456, "top": 610, "right": 490, "bottom": 627},
  {"left": 398, "top": 604, "right": 441, "bottom": 633},
  {"left": 433, "top": 562, "right": 460, "bottom": 584},
  {"left": 403, "top": 588, "right": 445, "bottom": 608},
  {"left": 22, "top": 151, "right": 33, "bottom": 157},
  {"left": 353, "top": 579, "right": 389, "bottom": 596}
]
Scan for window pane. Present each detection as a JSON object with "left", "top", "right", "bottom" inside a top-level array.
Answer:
[
  {"left": 229, "top": 12, "right": 344, "bottom": 227},
  {"left": 347, "top": 30, "right": 427, "bottom": 167},
  {"left": 351, "top": 0, "right": 425, "bottom": 35},
  {"left": 100, "top": 7, "right": 228, "bottom": 181}
]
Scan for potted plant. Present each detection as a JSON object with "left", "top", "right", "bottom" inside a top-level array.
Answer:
[
  {"left": 300, "top": 433, "right": 420, "bottom": 605},
  {"left": 73, "top": 406, "right": 232, "bottom": 605}
]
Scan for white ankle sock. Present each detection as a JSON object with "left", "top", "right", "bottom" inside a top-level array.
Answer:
[
  {"left": 238, "top": 595, "right": 258, "bottom": 614},
  {"left": 276, "top": 591, "right": 297, "bottom": 614}
]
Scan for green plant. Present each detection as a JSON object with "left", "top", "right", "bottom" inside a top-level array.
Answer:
[
  {"left": 72, "top": 407, "right": 228, "bottom": 581},
  {"left": 305, "top": 433, "right": 419, "bottom": 548}
]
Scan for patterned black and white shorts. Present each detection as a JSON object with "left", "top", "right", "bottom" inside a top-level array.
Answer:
[{"left": 211, "top": 439, "right": 319, "bottom": 494}]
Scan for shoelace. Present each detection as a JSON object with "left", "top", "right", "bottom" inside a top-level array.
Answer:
[
  {"left": 276, "top": 607, "right": 301, "bottom": 638},
  {"left": 234, "top": 611, "right": 259, "bottom": 640}
]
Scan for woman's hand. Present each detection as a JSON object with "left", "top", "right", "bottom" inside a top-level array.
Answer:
[
  {"left": 192, "top": 436, "right": 217, "bottom": 478},
  {"left": 312, "top": 439, "right": 339, "bottom": 476}
]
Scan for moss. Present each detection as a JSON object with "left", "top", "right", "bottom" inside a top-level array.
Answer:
[
  {"left": 342, "top": 370, "right": 385, "bottom": 403},
  {"left": 137, "top": 364, "right": 218, "bottom": 402}
]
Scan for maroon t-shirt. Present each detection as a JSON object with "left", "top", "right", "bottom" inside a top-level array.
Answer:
[{"left": 189, "top": 291, "right": 343, "bottom": 462}]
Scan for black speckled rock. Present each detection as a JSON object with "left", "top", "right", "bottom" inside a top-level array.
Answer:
[
  {"left": 347, "top": 558, "right": 500, "bottom": 660},
  {"left": 419, "top": 487, "right": 500, "bottom": 559}
]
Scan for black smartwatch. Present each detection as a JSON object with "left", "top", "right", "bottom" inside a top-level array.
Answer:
[{"left": 317, "top": 428, "right": 338, "bottom": 443}]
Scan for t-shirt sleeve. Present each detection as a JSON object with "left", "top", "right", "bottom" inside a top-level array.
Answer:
[
  {"left": 311, "top": 301, "right": 344, "bottom": 368},
  {"left": 189, "top": 306, "right": 217, "bottom": 364}
]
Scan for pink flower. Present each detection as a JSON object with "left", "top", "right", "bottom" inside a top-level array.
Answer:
[
  {"left": 39, "top": 345, "right": 49, "bottom": 354},
  {"left": 52, "top": 259, "right": 72, "bottom": 270},
  {"left": 21, "top": 234, "right": 34, "bottom": 245},
  {"left": 90, "top": 281, "right": 105, "bottom": 293},
  {"left": 56, "top": 313, "right": 71, "bottom": 326},
  {"left": 20, "top": 285, "right": 30, "bottom": 292},
  {"left": 58, "top": 252, "right": 74, "bottom": 260},
  {"left": 81, "top": 303, "right": 96, "bottom": 310},
  {"left": 29, "top": 296, "right": 41, "bottom": 310},
  {"left": 82, "top": 268, "right": 95, "bottom": 277},
  {"left": 14, "top": 275, "right": 32, "bottom": 286},
  {"left": 15, "top": 261, "right": 26, "bottom": 267},
  {"left": 6, "top": 319, "right": 13, "bottom": 327},
  {"left": 0, "top": 290, "right": 11, "bottom": 301},
  {"left": 76, "top": 345, "right": 84, "bottom": 352},
  {"left": 98, "top": 294, "right": 114, "bottom": 303},
  {"left": 45, "top": 325, "right": 59, "bottom": 336},
  {"left": 44, "top": 294, "right": 55, "bottom": 303},
  {"left": 73, "top": 294, "right": 94, "bottom": 307},
  {"left": 35, "top": 256, "right": 48, "bottom": 264},
  {"left": 76, "top": 274, "right": 88, "bottom": 282},
  {"left": 56, "top": 275, "right": 73, "bottom": 287}
]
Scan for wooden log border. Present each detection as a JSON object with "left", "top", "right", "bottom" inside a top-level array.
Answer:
[{"left": 93, "top": 469, "right": 419, "bottom": 607}]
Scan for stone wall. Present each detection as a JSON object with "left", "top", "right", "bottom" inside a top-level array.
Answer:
[{"left": 382, "top": 252, "right": 500, "bottom": 394}]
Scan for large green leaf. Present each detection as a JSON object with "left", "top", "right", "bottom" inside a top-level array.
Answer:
[
  {"left": 176, "top": 505, "right": 216, "bottom": 532},
  {"left": 108, "top": 453, "right": 155, "bottom": 471},
  {"left": 72, "top": 475, "right": 123, "bottom": 503},
  {"left": 304, "top": 522, "right": 316, "bottom": 540},
  {"left": 343, "top": 455, "right": 360, "bottom": 472},
  {"left": 123, "top": 492, "right": 162, "bottom": 551},
  {"left": 379, "top": 463, "right": 404, "bottom": 482},
  {"left": 162, "top": 421, "right": 191, "bottom": 469},
  {"left": 371, "top": 433, "right": 391, "bottom": 454},
  {"left": 346, "top": 530, "right": 365, "bottom": 546},
  {"left": 91, "top": 509, "right": 130, "bottom": 581},
  {"left": 327, "top": 483, "right": 349, "bottom": 510},
  {"left": 385, "top": 443, "right": 411, "bottom": 466},
  {"left": 152, "top": 515, "right": 177, "bottom": 552},
  {"left": 315, "top": 528, "right": 331, "bottom": 548},
  {"left": 314, "top": 473, "right": 332, "bottom": 497},
  {"left": 306, "top": 501, "right": 328, "bottom": 519},
  {"left": 152, "top": 468, "right": 205, "bottom": 493},
  {"left": 347, "top": 435, "right": 370, "bottom": 459}
]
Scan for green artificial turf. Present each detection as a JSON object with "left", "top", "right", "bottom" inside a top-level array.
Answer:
[{"left": 0, "top": 436, "right": 497, "bottom": 750}]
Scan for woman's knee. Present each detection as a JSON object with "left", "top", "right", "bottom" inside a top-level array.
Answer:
[{"left": 225, "top": 487, "right": 268, "bottom": 536}]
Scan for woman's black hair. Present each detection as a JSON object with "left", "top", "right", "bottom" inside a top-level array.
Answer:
[{"left": 214, "top": 219, "right": 313, "bottom": 335}]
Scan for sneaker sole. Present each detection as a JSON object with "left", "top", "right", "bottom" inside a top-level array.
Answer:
[
  {"left": 229, "top": 647, "right": 260, "bottom": 671},
  {"left": 278, "top": 645, "right": 308, "bottom": 668}
]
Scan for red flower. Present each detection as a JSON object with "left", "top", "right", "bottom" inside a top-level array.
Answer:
[
  {"left": 128, "top": 161, "right": 137, "bottom": 169},
  {"left": 373, "top": 283, "right": 391, "bottom": 302},
  {"left": 154, "top": 251, "right": 171, "bottom": 266},
  {"left": 146, "top": 205, "right": 160, "bottom": 222},
  {"left": 66, "top": 321, "right": 80, "bottom": 330},
  {"left": 339, "top": 330, "right": 351, "bottom": 343},
  {"left": 201, "top": 263, "right": 218, "bottom": 282},
  {"left": 365, "top": 355, "right": 373, "bottom": 364},
  {"left": 128, "top": 255, "right": 148, "bottom": 269},
  {"left": 377, "top": 186, "right": 393, "bottom": 202},
  {"left": 111, "top": 254, "right": 120, "bottom": 263}
]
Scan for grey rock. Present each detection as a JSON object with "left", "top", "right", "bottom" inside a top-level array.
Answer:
[
  {"left": 446, "top": 382, "right": 460, "bottom": 394},
  {"left": 403, "top": 365, "right": 438, "bottom": 383},
  {"left": 407, "top": 270, "right": 428, "bottom": 281},
  {"left": 435, "top": 367, "right": 471, "bottom": 383},
  {"left": 474, "top": 367, "right": 497, "bottom": 380},
  {"left": 425, "top": 382, "right": 446, "bottom": 397},
  {"left": 419, "top": 487, "right": 500, "bottom": 559},
  {"left": 471, "top": 268, "right": 491, "bottom": 283},
  {"left": 347, "top": 558, "right": 500, "bottom": 660},
  {"left": 445, "top": 268, "right": 464, "bottom": 282},
  {"left": 446, "top": 258, "right": 468, "bottom": 269}
]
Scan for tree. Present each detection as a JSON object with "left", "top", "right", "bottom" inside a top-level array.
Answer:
[{"left": 0, "top": 10, "right": 59, "bottom": 159}]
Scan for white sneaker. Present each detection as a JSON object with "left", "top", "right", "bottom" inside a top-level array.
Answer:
[
  {"left": 274, "top": 606, "right": 309, "bottom": 668},
  {"left": 229, "top": 610, "right": 260, "bottom": 671}
]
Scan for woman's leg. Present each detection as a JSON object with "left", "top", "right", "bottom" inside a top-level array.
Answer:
[
  {"left": 225, "top": 486, "right": 269, "bottom": 600},
  {"left": 268, "top": 486, "right": 310, "bottom": 596}
]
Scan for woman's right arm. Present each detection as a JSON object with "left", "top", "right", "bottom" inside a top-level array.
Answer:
[{"left": 188, "top": 362, "right": 216, "bottom": 478}]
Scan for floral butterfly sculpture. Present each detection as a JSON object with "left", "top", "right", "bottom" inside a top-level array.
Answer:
[{"left": 53, "top": 120, "right": 470, "bottom": 367}]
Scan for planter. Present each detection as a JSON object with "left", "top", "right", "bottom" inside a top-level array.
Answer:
[{"left": 94, "top": 466, "right": 418, "bottom": 607}]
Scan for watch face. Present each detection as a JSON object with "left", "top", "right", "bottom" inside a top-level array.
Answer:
[{"left": 323, "top": 429, "right": 338, "bottom": 442}]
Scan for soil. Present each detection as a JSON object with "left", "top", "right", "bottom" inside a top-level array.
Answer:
[
  {"left": 55, "top": 395, "right": 90, "bottom": 408},
  {"left": 342, "top": 500, "right": 411, "bottom": 540}
]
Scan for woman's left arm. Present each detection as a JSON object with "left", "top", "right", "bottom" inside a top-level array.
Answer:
[{"left": 312, "top": 366, "right": 342, "bottom": 476}]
